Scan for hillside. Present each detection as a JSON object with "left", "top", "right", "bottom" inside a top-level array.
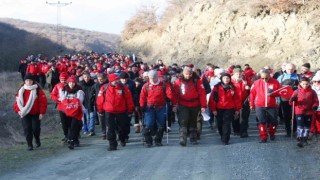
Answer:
[
  {"left": 0, "top": 18, "right": 119, "bottom": 71},
  {"left": 121, "top": 0, "right": 320, "bottom": 70}
]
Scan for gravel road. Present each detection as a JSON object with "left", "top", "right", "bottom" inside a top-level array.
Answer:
[{"left": 1, "top": 113, "right": 320, "bottom": 180}]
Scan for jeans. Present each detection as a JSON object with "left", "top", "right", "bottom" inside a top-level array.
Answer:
[
  {"left": 144, "top": 105, "right": 166, "bottom": 129},
  {"left": 83, "top": 108, "right": 95, "bottom": 133}
]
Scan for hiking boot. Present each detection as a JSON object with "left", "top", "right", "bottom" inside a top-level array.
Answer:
[
  {"left": 36, "top": 141, "right": 41, "bottom": 148},
  {"left": 125, "top": 138, "right": 129, "bottom": 143},
  {"left": 74, "top": 142, "right": 80, "bottom": 147},
  {"left": 68, "top": 142, "right": 74, "bottom": 150},
  {"left": 191, "top": 140, "right": 199, "bottom": 145},
  {"left": 259, "top": 139, "right": 267, "bottom": 143},
  {"left": 297, "top": 141, "right": 304, "bottom": 148},
  {"left": 224, "top": 141, "right": 229, "bottom": 145},
  {"left": 179, "top": 140, "right": 186, "bottom": 147},
  {"left": 120, "top": 141, "right": 126, "bottom": 147},
  {"left": 240, "top": 132, "right": 249, "bottom": 138},
  {"left": 27, "top": 146, "right": 33, "bottom": 151},
  {"left": 179, "top": 127, "right": 187, "bottom": 147},
  {"left": 155, "top": 142, "right": 163, "bottom": 146},
  {"left": 270, "top": 135, "right": 275, "bottom": 141}
]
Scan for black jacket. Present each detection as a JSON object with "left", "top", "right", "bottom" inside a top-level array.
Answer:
[{"left": 79, "top": 79, "right": 95, "bottom": 111}]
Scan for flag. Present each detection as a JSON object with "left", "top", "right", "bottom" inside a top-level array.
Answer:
[{"left": 277, "top": 86, "right": 294, "bottom": 99}]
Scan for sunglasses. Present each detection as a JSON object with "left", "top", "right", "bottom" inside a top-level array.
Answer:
[
  {"left": 261, "top": 78, "right": 269, "bottom": 80},
  {"left": 314, "top": 81, "right": 320, "bottom": 83}
]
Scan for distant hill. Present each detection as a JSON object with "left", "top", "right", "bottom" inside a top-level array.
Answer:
[
  {"left": 0, "top": 18, "right": 119, "bottom": 71},
  {"left": 121, "top": 0, "right": 320, "bottom": 70}
]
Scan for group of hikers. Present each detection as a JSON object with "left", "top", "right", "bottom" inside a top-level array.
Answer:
[{"left": 15, "top": 52, "right": 320, "bottom": 151}]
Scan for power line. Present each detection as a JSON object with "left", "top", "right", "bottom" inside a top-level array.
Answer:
[{"left": 46, "top": 1, "right": 72, "bottom": 53}]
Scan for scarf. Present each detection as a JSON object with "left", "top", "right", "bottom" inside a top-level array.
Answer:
[{"left": 17, "top": 84, "right": 38, "bottom": 118}]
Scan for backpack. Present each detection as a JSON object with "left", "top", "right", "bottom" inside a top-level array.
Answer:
[
  {"left": 102, "top": 83, "right": 125, "bottom": 102},
  {"left": 145, "top": 82, "right": 168, "bottom": 102}
]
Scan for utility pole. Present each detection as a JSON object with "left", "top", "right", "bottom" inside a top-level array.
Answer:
[{"left": 46, "top": 1, "right": 72, "bottom": 53}]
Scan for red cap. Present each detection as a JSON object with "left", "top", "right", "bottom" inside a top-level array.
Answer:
[
  {"left": 67, "top": 77, "right": 77, "bottom": 84},
  {"left": 59, "top": 72, "right": 69, "bottom": 80},
  {"left": 188, "top": 64, "right": 194, "bottom": 68},
  {"left": 108, "top": 74, "right": 119, "bottom": 82}
]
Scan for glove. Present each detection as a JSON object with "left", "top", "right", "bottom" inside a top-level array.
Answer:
[
  {"left": 291, "top": 96, "right": 297, "bottom": 102},
  {"left": 312, "top": 106, "right": 318, "bottom": 112}
]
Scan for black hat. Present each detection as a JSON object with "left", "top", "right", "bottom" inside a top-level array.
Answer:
[
  {"left": 220, "top": 73, "right": 231, "bottom": 81},
  {"left": 119, "top": 72, "right": 129, "bottom": 79},
  {"left": 24, "top": 73, "right": 34, "bottom": 81},
  {"left": 302, "top": 63, "right": 311, "bottom": 69}
]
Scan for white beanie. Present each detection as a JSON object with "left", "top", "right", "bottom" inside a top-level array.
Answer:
[
  {"left": 312, "top": 71, "right": 320, "bottom": 81},
  {"left": 148, "top": 70, "right": 158, "bottom": 78},
  {"left": 214, "top": 68, "right": 226, "bottom": 77}
]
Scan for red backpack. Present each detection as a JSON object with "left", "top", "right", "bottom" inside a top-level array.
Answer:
[{"left": 61, "top": 98, "right": 83, "bottom": 121}]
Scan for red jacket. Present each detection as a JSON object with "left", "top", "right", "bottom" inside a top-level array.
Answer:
[
  {"left": 50, "top": 83, "right": 65, "bottom": 111},
  {"left": 232, "top": 79, "right": 250, "bottom": 103},
  {"left": 139, "top": 81, "right": 176, "bottom": 107},
  {"left": 244, "top": 68, "right": 256, "bottom": 81},
  {"left": 208, "top": 84, "right": 242, "bottom": 112},
  {"left": 250, "top": 78, "right": 281, "bottom": 108},
  {"left": 26, "top": 64, "right": 39, "bottom": 76},
  {"left": 173, "top": 78, "right": 207, "bottom": 108},
  {"left": 96, "top": 84, "right": 135, "bottom": 114},
  {"left": 39, "top": 63, "right": 51, "bottom": 75},
  {"left": 56, "top": 63, "right": 68, "bottom": 73},
  {"left": 289, "top": 86, "right": 319, "bottom": 115},
  {"left": 14, "top": 87, "right": 48, "bottom": 116}
]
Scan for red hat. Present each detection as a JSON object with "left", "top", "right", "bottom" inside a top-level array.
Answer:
[
  {"left": 157, "top": 71, "right": 165, "bottom": 76},
  {"left": 59, "top": 72, "right": 69, "bottom": 80},
  {"left": 108, "top": 74, "right": 119, "bottom": 82},
  {"left": 76, "top": 69, "right": 82, "bottom": 74},
  {"left": 188, "top": 64, "right": 194, "bottom": 68},
  {"left": 67, "top": 77, "right": 77, "bottom": 84}
]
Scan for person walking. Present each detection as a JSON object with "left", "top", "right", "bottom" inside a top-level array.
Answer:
[{"left": 14, "top": 73, "right": 48, "bottom": 150}]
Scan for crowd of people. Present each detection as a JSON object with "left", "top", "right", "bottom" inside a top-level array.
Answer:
[{"left": 15, "top": 52, "right": 320, "bottom": 151}]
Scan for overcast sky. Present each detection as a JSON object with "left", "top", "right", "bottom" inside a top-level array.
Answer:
[{"left": 0, "top": 0, "right": 167, "bottom": 35}]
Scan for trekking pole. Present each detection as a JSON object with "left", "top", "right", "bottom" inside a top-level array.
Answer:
[
  {"left": 291, "top": 101, "right": 295, "bottom": 141},
  {"left": 166, "top": 103, "right": 169, "bottom": 145}
]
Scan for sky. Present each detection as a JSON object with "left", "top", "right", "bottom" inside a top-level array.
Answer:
[{"left": 0, "top": 0, "right": 168, "bottom": 35}]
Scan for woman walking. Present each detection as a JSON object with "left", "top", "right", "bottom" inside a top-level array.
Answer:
[{"left": 14, "top": 73, "right": 48, "bottom": 151}]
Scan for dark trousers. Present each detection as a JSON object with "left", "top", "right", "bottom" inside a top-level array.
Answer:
[
  {"left": 98, "top": 112, "right": 107, "bottom": 135},
  {"left": 65, "top": 116, "right": 81, "bottom": 143},
  {"left": 177, "top": 105, "right": 200, "bottom": 128},
  {"left": 21, "top": 114, "right": 41, "bottom": 147},
  {"left": 59, "top": 111, "right": 68, "bottom": 138},
  {"left": 216, "top": 109, "right": 235, "bottom": 143},
  {"left": 232, "top": 102, "right": 250, "bottom": 134},
  {"left": 39, "top": 74, "right": 46, "bottom": 88},
  {"left": 255, "top": 107, "right": 278, "bottom": 124},
  {"left": 106, "top": 112, "right": 129, "bottom": 148},
  {"left": 281, "top": 101, "right": 296, "bottom": 134}
]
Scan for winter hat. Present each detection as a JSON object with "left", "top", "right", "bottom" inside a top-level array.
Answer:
[
  {"left": 188, "top": 64, "right": 194, "bottom": 68},
  {"left": 233, "top": 68, "right": 242, "bottom": 74},
  {"left": 108, "top": 74, "right": 119, "bottom": 82},
  {"left": 302, "top": 63, "right": 311, "bottom": 69},
  {"left": 214, "top": 68, "right": 225, "bottom": 76},
  {"left": 220, "top": 73, "right": 231, "bottom": 81},
  {"left": 119, "top": 72, "right": 129, "bottom": 79},
  {"left": 59, "top": 72, "right": 69, "bottom": 80},
  {"left": 142, "top": 71, "right": 149, "bottom": 78},
  {"left": 67, "top": 77, "right": 77, "bottom": 84},
  {"left": 312, "top": 71, "right": 320, "bottom": 81},
  {"left": 24, "top": 73, "right": 34, "bottom": 81},
  {"left": 148, "top": 70, "right": 158, "bottom": 78}
]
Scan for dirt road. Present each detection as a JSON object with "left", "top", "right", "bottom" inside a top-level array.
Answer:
[{"left": 1, "top": 113, "right": 320, "bottom": 180}]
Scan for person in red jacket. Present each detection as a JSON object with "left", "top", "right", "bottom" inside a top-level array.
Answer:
[
  {"left": 59, "top": 77, "right": 85, "bottom": 150},
  {"left": 208, "top": 73, "right": 241, "bottom": 145},
  {"left": 139, "top": 70, "right": 176, "bottom": 147},
  {"left": 289, "top": 77, "right": 319, "bottom": 147},
  {"left": 14, "top": 73, "right": 48, "bottom": 151},
  {"left": 96, "top": 74, "right": 135, "bottom": 151},
  {"left": 250, "top": 70, "right": 282, "bottom": 143},
  {"left": 50, "top": 72, "right": 69, "bottom": 142},
  {"left": 173, "top": 66, "right": 207, "bottom": 146},
  {"left": 231, "top": 68, "right": 251, "bottom": 138},
  {"left": 26, "top": 59, "right": 39, "bottom": 82}
]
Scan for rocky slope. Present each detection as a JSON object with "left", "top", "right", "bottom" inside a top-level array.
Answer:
[{"left": 121, "top": 0, "right": 320, "bottom": 70}]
